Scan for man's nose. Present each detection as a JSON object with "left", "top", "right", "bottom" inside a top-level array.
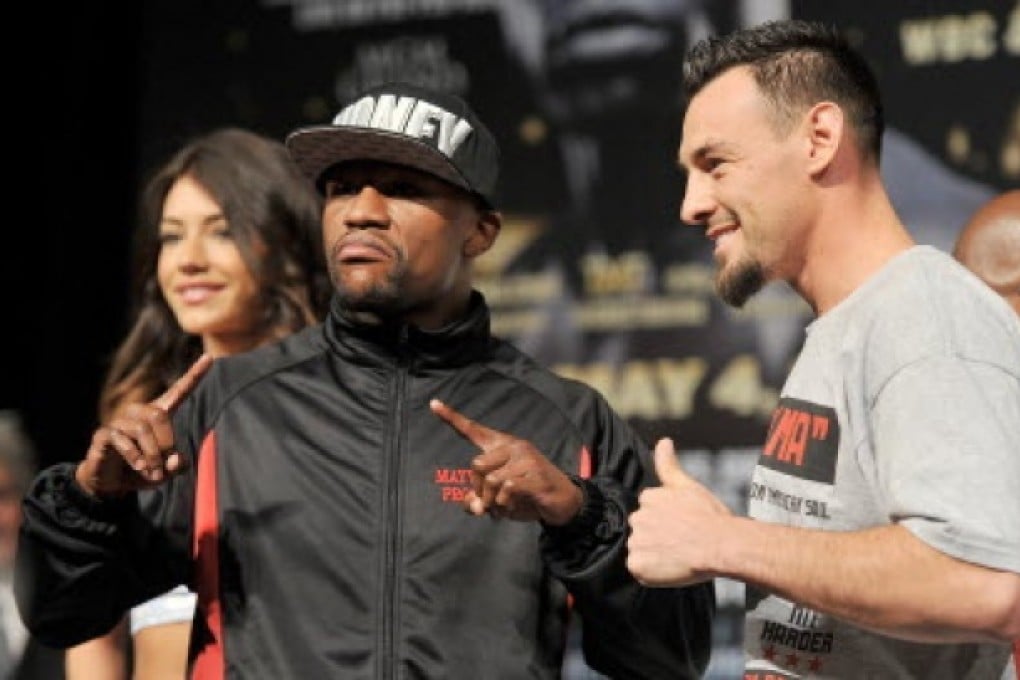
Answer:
[
  {"left": 679, "top": 173, "right": 715, "bottom": 227},
  {"left": 344, "top": 185, "right": 390, "bottom": 229}
]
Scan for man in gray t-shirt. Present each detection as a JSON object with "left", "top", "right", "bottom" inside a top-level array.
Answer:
[{"left": 626, "top": 19, "right": 1020, "bottom": 679}]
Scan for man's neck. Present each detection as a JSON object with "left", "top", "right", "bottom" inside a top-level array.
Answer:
[{"left": 795, "top": 178, "right": 915, "bottom": 316}]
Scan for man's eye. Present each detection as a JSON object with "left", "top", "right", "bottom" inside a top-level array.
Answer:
[
  {"left": 324, "top": 179, "right": 426, "bottom": 199},
  {"left": 383, "top": 181, "right": 421, "bottom": 198},
  {"left": 158, "top": 232, "right": 182, "bottom": 245},
  {"left": 324, "top": 180, "right": 357, "bottom": 198}
]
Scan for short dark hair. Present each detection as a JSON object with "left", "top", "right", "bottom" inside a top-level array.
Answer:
[{"left": 682, "top": 19, "right": 884, "bottom": 161}]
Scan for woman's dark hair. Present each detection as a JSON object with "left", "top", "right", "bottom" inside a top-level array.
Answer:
[
  {"left": 683, "top": 19, "right": 884, "bottom": 162},
  {"left": 100, "top": 128, "right": 330, "bottom": 421}
]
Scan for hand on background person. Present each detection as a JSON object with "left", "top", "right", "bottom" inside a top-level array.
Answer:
[
  {"left": 627, "top": 437, "right": 733, "bottom": 588},
  {"left": 430, "top": 399, "right": 583, "bottom": 525},
  {"left": 75, "top": 354, "right": 213, "bottom": 497}
]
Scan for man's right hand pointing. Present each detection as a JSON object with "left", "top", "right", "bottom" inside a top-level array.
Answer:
[
  {"left": 75, "top": 354, "right": 213, "bottom": 497},
  {"left": 429, "top": 398, "right": 583, "bottom": 526}
]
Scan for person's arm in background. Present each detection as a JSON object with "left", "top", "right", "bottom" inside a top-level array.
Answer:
[
  {"left": 66, "top": 598, "right": 195, "bottom": 680},
  {"left": 65, "top": 619, "right": 128, "bottom": 680},
  {"left": 431, "top": 397, "right": 715, "bottom": 679},
  {"left": 129, "top": 586, "right": 196, "bottom": 680}
]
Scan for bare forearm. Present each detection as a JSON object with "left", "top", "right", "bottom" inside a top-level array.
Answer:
[
  {"left": 65, "top": 620, "right": 129, "bottom": 680},
  {"left": 717, "top": 521, "right": 1020, "bottom": 643}
]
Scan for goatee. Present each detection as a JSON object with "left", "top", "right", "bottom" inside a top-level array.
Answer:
[{"left": 717, "top": 258, "right": 766, "bottom": 308}]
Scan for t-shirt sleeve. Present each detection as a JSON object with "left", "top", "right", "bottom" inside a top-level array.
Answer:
[{"left": 871, "top": 354, "right": 1020, "bottom": 573}]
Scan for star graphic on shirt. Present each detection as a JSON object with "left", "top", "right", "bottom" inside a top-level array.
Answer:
[
  {"left": 809, "top": 657, "right": 823, "bottom": 672},
  {"left": 785, "top": 652, "right": 800, "bottom": 668},
  {"left": 763, "top": 644, "right": 776, "bottom": 661}
]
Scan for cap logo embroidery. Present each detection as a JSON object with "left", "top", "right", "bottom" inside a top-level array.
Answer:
[{"left": 334, "top": 94, "right": 474, "bottom": 158}]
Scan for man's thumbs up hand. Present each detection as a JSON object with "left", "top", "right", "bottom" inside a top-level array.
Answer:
[
  {"left": 652, "top": 438, "right": 689, "bottom": 487},
  {"left": 626, "top": 437, "right": 733, "bottom": 587}
]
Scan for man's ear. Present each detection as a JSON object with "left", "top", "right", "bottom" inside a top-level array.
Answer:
[
  {"left": 804, "top": 101, "right": 844, "bottom": 176},
  {"left": 464, "top": 210, "right": 502, "bottom": 258}
]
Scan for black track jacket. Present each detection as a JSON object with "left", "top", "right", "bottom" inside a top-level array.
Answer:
[{"left": 17, "top": 292, "right": 714, "bottom": 679}]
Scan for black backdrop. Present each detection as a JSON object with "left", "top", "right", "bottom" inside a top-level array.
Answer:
[{"left": 5, "top": 4, "right": 141, "bottom": 473}]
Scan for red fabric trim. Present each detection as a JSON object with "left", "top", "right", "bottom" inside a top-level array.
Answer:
[
  {"left": 578, "top": 446, "right": 592, "bottom": 480},
  {"left": 191, "top": 432, "right": 223, "bottom": 680},
  {"left": 1013, "top": 639, "right": 1019, "bottom": 680},
  {"left": 565, "top": 446, "right": 593, "bottom": 617}
]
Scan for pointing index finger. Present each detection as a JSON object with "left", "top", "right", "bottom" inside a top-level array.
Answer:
[
  {"left": 152, "top": 353, "right": 214, "bottom": 412},
  {"left": 429, "top": 399, "right": 500, "bottom": 448}
]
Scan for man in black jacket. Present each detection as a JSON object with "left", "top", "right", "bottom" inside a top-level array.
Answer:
[{"left": 16, "top": 82, "right": 714, "bottom": 679}]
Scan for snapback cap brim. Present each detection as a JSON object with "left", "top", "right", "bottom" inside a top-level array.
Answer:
[{"left": 285, "top": 126, "right": 474, "bottom": 196}]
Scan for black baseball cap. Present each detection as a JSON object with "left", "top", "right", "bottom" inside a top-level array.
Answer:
[{"left": 286, "top": 82, "right": 500, "bottom": 208}]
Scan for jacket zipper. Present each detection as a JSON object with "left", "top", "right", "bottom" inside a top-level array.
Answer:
[{"left": 380, "top": 328, "right": 411, "bottom": 679}]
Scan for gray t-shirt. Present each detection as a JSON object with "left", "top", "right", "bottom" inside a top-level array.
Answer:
[{"left": 743, "top": 246, "right": 1020, "bottom": 679}]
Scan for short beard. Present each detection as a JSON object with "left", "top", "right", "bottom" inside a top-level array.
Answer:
[
  {"left": 716, "top": 256, "right": 766, "bottom": 308},
  {"left": 329, "top": 260, "right": 407, "bottom": 320}
]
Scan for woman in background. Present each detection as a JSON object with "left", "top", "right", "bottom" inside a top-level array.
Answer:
[{"left": 65, "top": 127, "right": 330, "bottom": 679}]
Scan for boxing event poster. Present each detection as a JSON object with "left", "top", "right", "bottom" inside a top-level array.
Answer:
[{"left": 104, "top": 1, "right": 1020, "bottom": 677}]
